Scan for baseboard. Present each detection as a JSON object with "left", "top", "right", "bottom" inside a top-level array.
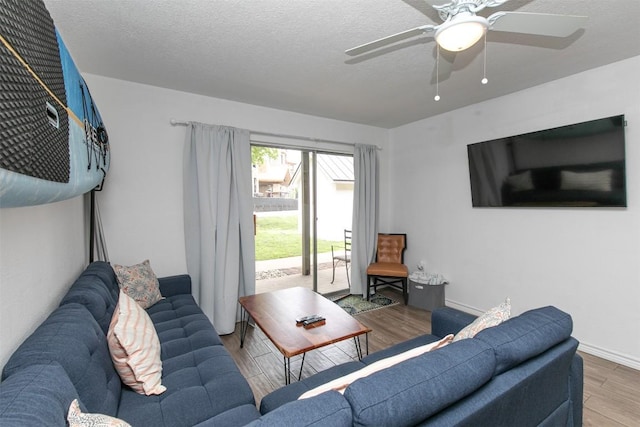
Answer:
[
  {"left": 444, "top": 298, "right": 640, "bottom": 371},
  {"left": 578, "top": 342, "right": 640, "bottom": 371},
  {"left": 444, "top": 299, "right": 484, "bottom": 316}
]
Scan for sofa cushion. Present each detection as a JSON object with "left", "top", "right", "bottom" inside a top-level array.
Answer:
[
  {"left": 248, "top": 391, "right": 352, "bottom": 427},
  {"left": 60, "top": 261, "right": 120, "bottom": 334},
  {"left": 0, "top": 363, "right": 77, "bottom": 426},
  {"left": 117, "top": 345, "right": 255, "bottom": 426},
  {"left": 474, "top": 305, "right": 573, "bottom": 376},
  {"left": 192, "top": 404, "right": 261, "bottom": 427},
  {"left": 107, "top": 290, "right": 166, "bottom": 395},
  {"left": 1, "top": 304, "right": 121, "bottom": 416},
  {"left": 116, "top": 294, "right": 255, "bottom": 427},
  {"left": 360, "top": 333, "right": 441, "bottom": 365},
  {"left": 158, "top": 274, "right": 192, "bottom": 297},
  {"left": 149, "top": 294, "right": 224, "bottom": 357},
  {"left": 344, "top": 338, "right": 496, "bottom": 427},
  {"left": 113, "top": 260, "right": 163, "bottom": 309},
  {"left": 430, "top": 306, "right": 478, "bottom": 338},
  {"left": 422, "top": 337, "right": 580, "bottom": 427}
]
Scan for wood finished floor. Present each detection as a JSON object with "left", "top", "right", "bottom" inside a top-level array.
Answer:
[{"left": 220, "top": 288, "right": 640, "bottom": 426}]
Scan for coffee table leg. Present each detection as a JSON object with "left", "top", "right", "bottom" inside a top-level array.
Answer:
[
  {"left": 240, "top": 308, "right": 250, "bottom": 348},
  {"left": 354, "top": 337, "right": 362, "bottom": 359},
  {"left": 298, "top": 353, "right": 306, "bottom": 381},
  {"left": 284, "top": 356, "right": 291, "bottom": 385},
  {"left": 365, "top": 332, "right": 369, "bottom": 356},
  {"left": 353, "top": 333, "right": 369, "bottom": 360},
  {"left": 283, "top": 353, "right": 306, "bottom": 385}
]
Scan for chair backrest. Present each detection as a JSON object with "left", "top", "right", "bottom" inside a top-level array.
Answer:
[
  {"left": 344, "top": 230, "right": 352, "bottom": 254},
  {"left": 376, "top": 233, "right": 406, "bottom": 264}
]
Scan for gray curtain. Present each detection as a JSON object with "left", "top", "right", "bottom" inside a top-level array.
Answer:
[
  {"left": 183, "top": 123, "right": 255, "bottom": 334},
  {"left": 350, "top": 144, "right": 378, "bottom": 296}
]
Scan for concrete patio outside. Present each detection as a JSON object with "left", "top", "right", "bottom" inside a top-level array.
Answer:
[{"left": 255, "top": 251, "right": 350, "bottom": 295}]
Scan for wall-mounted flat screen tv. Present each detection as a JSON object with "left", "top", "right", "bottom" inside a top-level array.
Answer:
[{"left": 467, "top": 115, "right": 627, "bottom": 207}]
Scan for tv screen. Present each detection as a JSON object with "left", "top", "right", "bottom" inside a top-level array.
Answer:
[{"left": 467, "top": 115, "right": 627, "bottom": 207}]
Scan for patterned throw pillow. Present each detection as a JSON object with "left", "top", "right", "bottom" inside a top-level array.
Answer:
[
  {"left": 453, "top": 298, "right": 511, "bottom": 342},
  {"left": 113, "top": 260, "right": 162, "bottom": 309},
  {"left": 67, "top": 399, "right": 131, "bottom": 427},
  {"left": 107, "top": 290, "right": 166, "bottom": 395}
]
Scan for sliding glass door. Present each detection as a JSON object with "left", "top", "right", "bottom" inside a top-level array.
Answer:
[{"left": 253, "top": 146, "right": 353, "bottom": 296}]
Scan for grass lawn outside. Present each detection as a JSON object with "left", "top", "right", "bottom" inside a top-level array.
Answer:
[{"left": 255, "top": 214, "right": 342, "bottom": 261}]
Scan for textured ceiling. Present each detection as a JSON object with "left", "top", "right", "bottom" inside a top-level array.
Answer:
[{"left": 43, "top": 0, "right": 640, "bottom": 128}]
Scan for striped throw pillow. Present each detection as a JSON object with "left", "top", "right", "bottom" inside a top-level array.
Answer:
[{"left": 107, "top": 290, "right": 166, "bottom": 395}]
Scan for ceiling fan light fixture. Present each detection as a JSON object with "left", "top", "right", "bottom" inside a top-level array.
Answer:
[{"left": 435, "top": 16, "right": 488, "bottom": 52}]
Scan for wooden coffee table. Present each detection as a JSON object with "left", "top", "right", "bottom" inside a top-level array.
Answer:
[{"left": 239, "top": 287, "right": 371, "bottom": 384}]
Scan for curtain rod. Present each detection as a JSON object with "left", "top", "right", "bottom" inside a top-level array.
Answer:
[{"left": 169, "top": 119, "right": 381, "bottom": 150}]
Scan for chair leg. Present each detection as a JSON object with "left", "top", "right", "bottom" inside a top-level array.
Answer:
[
  {"left": 345, "top": 262, "right": 350, "bottom": 287},
  {"left": 331, "top": 259, "right": 336, "bottom": 284},
  {"left": 402, "top": 278, "right": 408, "bottom": 305},
  {"left": 366, "top": 275, "right": 371, "bottom": 300}
]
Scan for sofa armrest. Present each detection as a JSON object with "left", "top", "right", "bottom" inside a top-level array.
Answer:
[
  {"left": 158, "top": 275, "right": 192, "bottom": 297},
  {"left": 431, "top": 307, "right": 477, "bottom": 338},
  {"left": 569, "top": 353, "right": 584, "bottom": 427}
]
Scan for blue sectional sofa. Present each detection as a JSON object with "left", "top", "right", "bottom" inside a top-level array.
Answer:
[
  {"left": 254, "top": 305, "right": 584, "bottom": 427},
  {"left": 0, "top": 262, "right": 261, "bottom": 426},
  {"left": 1, "top": 261, "right": 583, "bottom": 426}
]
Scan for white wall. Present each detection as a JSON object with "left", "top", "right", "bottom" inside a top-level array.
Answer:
[
  {"left": 82, "top": 74, "right": 389, "bottom": 278},
  {"left": 389, "top": 56, "right": 640, "bottom": 369},
  {"left": 0, "top": 75, "right": 388, "bottom": 367},
  {"left": 4, "top": 59, "right": 634, "bottom": 370},
  {"left": 0, "top": 196, "right": 88, "bottom": 368}
]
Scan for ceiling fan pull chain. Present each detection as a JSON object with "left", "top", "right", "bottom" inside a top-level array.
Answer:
[
  {"left": 481, "top": 31, "right": 488, "bottom": 85},
  {"left": 434, "top": 45, "right": 441, "bottom": 101}
]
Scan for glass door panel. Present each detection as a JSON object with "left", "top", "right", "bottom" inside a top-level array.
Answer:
[{"left": 253, "top": 146, "right": 352, "bottom": 296}]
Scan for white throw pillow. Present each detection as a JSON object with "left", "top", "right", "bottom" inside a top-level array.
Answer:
[
  {"left": 453, "top": 298, "right": 511, "bottom": 342},
  {"left": 107, "top": 290, "right": 166, "bottom": 395},
  {"left": 298, "top": 334, "right": 454, "bottom": 399},
  {"left": 67, "top": 399, "right": 131, "bottom": 427}
]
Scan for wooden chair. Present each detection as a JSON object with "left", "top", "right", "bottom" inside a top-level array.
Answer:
[
  {"left": 331, "top": 229, "right": 351, "bottom": 286},
  {"left": 366, "top": 233, "right": 408, "bottom": 304}
]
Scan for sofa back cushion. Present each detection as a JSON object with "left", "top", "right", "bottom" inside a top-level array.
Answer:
[
  {"left": 60, "top": 261, "right": 120, "bottom": 334},
  {"left": 1, "top": 303, "right": 121, "bottom": 416},
  {"left": 421, "top": 337, "right": 580, "bottom": 427},
  {"left": 431, "top": 306, "right": 478, "bottom": 338},
  {"left": 475, "top": 306, "right": 573, "bottom": 376},
  {"left": 247, "top": 391, "right": 352, "bottom": 427},
  {"left": 0, "top": 363, "right": 77, "bottom": 426},
  {"left": 343, "top": 338, "right": 495, "bottom": 427}
]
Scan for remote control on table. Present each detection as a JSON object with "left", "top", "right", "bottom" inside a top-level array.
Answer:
[
  {"left": 302, "top": 316, "right": 325, "bottom": 328},
  {"left": 296, "top": 314, "right": 321, "bottom": 325}
]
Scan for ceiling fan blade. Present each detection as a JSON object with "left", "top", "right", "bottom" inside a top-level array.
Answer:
[
  {"left": 488, "top": 11, "right": 588, "bottom": 38},
  {"left": 345, "top": 25, "right": 436, "bottom": 56}
]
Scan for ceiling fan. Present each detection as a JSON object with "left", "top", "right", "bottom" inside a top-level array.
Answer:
[{"left": 345, "top": 0, "right": 589, "bottom": 56}]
